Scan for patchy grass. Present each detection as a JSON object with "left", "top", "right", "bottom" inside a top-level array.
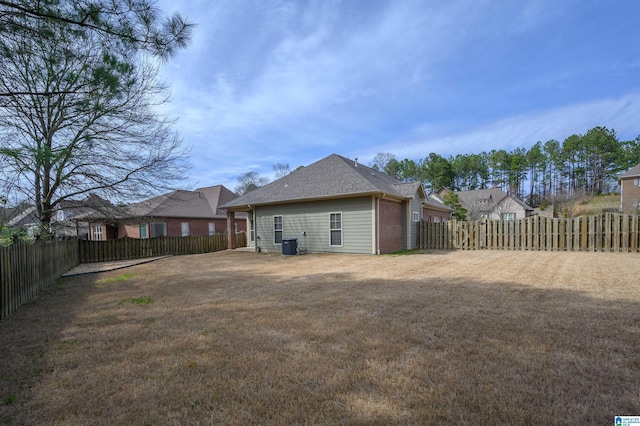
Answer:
[
  {"left": 385, "top": 249, "right": 429, "bottom": 255},
  {"left": 118, "top": 297, "right": 154, "bottom": 305},
  {"left": 1, "top": 250, "right": 639, "bottom": 425},
  {"left": 97, "top": 273, "right": 134, "bottom": 284}
]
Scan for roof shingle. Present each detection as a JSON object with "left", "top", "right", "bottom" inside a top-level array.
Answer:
[{"left": 221, "top": 154, "right": 420, "bottom": 209}]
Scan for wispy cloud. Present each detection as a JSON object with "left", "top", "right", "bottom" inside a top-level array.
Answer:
[
  {"left": 155, "top": 0, "right": 639, "bottom": 188},
  {"left": 374, "top": 92, "right": 640, "bottom": 162}
]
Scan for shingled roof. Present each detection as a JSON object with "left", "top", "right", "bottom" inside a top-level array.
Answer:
[
  {"left": 221, "top": 154, "right": 423, "bottom": 210},
  {"left": 122, "top": 185, "right": 242, "bottom": 219},
  {"left": 620, "top": 164, "right": 640, "bottom": 179},
  {"left": 456, "top": 188, "right": 532, "bottom": 212}
]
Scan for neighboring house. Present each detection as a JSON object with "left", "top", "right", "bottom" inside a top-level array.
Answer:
[
  {"left": 3, "top": 203, "right": 39, "bottom": 235},
  {"left": 94, "top": 185, "right": 246, "bottom": 240},
  {"left": 438, "top": 187, "right": 533, "bottom": 220},
  {"left": 423, "top": 195, "right": 453, "bottom": 222},
  {"left": 220, "top": 154, "right": 430, "bottom": 255},
  {"left": 54, "top": 194, "right": 118, "bottom": 239},
  {"left": 619, "top": 164, "right": 640, "bottom": 214}
]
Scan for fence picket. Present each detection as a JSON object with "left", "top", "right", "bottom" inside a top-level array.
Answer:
[
  {"left": 418, "top": 214, "right": 639, "bottom": 254},
  {"left": 1, "top": 233, "right": 247, "bottom": 319}
]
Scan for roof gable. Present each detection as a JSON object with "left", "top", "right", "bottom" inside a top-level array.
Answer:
[
  {"left": 221, "top": 154, "right": 420, "bottom": 209},
  {"left": 123, "top": 185, "right": 242, "bottom": 219},
  {"left": 456, "top": 188, "right": 533, "bottom": 212},
  {"left": 620, "top": 164, "right": 640, "bottom": 179}
]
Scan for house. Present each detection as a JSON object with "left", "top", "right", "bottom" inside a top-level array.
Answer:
[
  {"left": 220, "top": 154, "right": 430, "bottom": 255},
  {"left": 438, "top": 187, "right": 533, "bottom": 220},
  {"left": 2, "top": 202, "right": 39, "bottom": 235},
  {"left": 423, "top": 195, "right": 453, "bottom": 222},
  {"left": 54, "top": 194, "right": 119, "bottom": 239},
  {"left": 620, "top": 164, "right": 640, "bottom": 214},
  {"left": 90, "top": 185, "right": 246, "bottom": 240}
]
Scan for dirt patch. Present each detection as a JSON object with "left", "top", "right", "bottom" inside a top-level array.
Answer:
[{"left": 1, "top": 250, "right": 639, "bottom": 424}]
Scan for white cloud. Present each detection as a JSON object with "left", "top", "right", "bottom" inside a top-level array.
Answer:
[{"left": 378, "top": 92, "right": 640, "bottom": 161}]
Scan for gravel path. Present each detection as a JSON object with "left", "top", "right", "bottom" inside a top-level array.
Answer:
[{"left": 62, "top": 256, "right": 171, "bottom": 277}]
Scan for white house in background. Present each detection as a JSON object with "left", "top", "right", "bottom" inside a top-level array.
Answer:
[{"left": 438, "top": 187, "right": 533, "bottom": 220}]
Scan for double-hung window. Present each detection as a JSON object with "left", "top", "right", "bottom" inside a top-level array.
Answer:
[
  {"left": 274, "top": 216, "right": 283, "bottom": 244},
  {"left": 330, "top": 213, "right": 342, "bottom": 246},
  {"left": 93, "top": 225, "right": 103, "bottom": 240}
]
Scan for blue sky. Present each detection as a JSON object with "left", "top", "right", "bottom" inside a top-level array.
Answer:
[{"left": 155, "top": 0, "right": 640, "bottom": 191}]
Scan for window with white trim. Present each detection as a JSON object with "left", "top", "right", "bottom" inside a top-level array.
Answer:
[
  {"left": 330, "top": 213, "right": 342, "bottom": 246},
  {"left": 181, "top": 222, "right": 190, "bottom": 237},
  {"left": 274, "top": 216, "right": 283, "bottom": 244},
  {"left": 412, "top": 211, "right": 420, "bottom": 222},
  {"left": 140, "top": 223, "right": 148, "bottom": 239},
  {"left": 93, "top": 225, "right": 103, "bottom": 240},
  {"left": 208, "top": 222, "right": 215, "bottom": 235},
  {"left": 635, "top": 178, "right": 640, "bottom": 187},
  {"left": 502, "top": 213, "right": 516, "bottom": 220}
]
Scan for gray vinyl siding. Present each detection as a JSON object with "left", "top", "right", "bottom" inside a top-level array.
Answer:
[
  {"left": 254, "top": 197, "right": 373, "bottom": 254},
  {"left": 409, "top": 195, "right": 421, "bottom": 249},
  {"left": 401, "top": 193, "right": 422, "bottom": 250}
]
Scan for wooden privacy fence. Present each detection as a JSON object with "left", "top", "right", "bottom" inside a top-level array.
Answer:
[
  {"left": 79, "top": 233, "right": 247, "bottom": 263},
  {"left": 1, "top": 239, "right": 80, "bottom": 320},
  {"left": 1, "top": 233, "right": 247, "bottom": 319},
  {"left": 419, "top": 213, "right": 640, "bottom": 252}
]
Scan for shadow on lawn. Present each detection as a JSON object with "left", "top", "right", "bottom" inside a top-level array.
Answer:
[{"left": 1, "top": 254, "right": 639, "bottom": 425}]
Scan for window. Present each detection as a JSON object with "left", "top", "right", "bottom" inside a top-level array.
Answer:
[
  {"left": 330, "top": 213, "right": 342, "bottom": 246},
  {"left": 93, "top": 225, "right": 103, "bottom": 240},
  {"left": 140, "top": 223, "right": 148, "bottom": 239},
  {"left": 208, "top": 222, "right": 215, "bottom": 236},
  {"left": 181, "top": 222, "right": 190, "bottom": 237},
  {"left": 274, "top": 216, "right": 283, "bottom": 244},
  {"left": 152, "top": 222, "right": 167, "bottom": 237},
  {"left": 434, "top": 216, "right": 441, "bottom": 223},
  {"left": 635, "top": 178, "right": 640, "bottom": 187},
  {"left": 502, "top": 213, "right": 516, "bottom": 220},
  {"left": 412, "top": 211, "right": 420, "bottom": 222}
]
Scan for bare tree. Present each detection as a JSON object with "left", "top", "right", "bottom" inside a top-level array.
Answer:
[
  {"left": 370, "top": 152, "right": 397, "bottom": 171},
  {"left": 0, "top": 5, "right": 190, "bottom": 229},
  {"left": 272, "top": 163, "right": 291, "bottom": 179},
  {"left": 235, "top": 172, "right": 269, "bottom": 195}
]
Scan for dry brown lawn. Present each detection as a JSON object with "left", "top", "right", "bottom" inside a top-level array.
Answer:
[{"left": 1, "top": 250, "right": 639, "bottom": 425}]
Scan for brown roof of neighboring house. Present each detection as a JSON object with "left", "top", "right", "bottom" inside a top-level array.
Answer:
[
  {"left": 424, "top": 197, "right": 454, "bottom": 212},
  {"left": 456, "top": 188, "right": 533, "bottom": 212},
  {"left": 221, "top": 154, "right": 423, "bottom": 210},
  {"left": 620, "top": 164, "right": 640, "bottom": 179},
  {"left": 123, "top": 185, "right": 244, "bottom": 219}
]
